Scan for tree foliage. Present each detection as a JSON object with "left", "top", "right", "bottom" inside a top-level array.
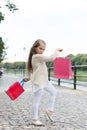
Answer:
[
  {"left": 66, "top": 54, "right": 87, "bottom": 66},
  {"left": 0, "top": 0, "right": 18, "bottom": 63},
  {"left": 0, "top": 37, "right": 6, "bottom": 62},
  {"left": 2, "top": 62, "right": 25, "bottom": 69},
  {"left": 0, "top": 12, "right": 4, "bottom": 22},
  {"left": 5, "top": 0, "right": 19, "bottom": 13}
]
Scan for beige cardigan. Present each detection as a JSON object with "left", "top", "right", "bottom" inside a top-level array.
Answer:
[{"left": 30, "top": 50, "right": 60, "bottom": 92}]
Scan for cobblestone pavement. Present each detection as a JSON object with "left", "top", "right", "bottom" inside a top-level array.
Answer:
[{"left": 0, "top": 74, "right": 87, "bottom": 130}]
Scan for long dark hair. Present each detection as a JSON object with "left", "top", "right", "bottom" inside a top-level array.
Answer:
[{"left": 27, "top": 39, "right": 46, "bottom": 73}]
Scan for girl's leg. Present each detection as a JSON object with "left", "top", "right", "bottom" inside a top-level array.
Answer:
[
  {"left": 44, "top": 83, "right": 57, "bottom": 121},
  {"left": 32, "top": 88, "right": 44, "bottom": 120},
  {"left": 44, "top": 82, "right": 57, "bottom": 111}
]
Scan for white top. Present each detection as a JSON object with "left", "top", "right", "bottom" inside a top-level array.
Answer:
[{"left": 30, "top": 50, "right": 60, "bottom": 92}]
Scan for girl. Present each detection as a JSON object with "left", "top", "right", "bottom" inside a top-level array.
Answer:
[{"left": 25, "top": 39, "right": 62, "bottom": 126}]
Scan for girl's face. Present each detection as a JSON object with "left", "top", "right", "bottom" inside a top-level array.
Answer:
[{"left": 35, "top": 42, "right": 46, "bottom": 54}]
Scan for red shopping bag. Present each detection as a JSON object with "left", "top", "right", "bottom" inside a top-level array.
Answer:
[
  {"left": 54, "top": 57, "right": 72, "bottom": 79},
  {"left": 5, "top": 79, "right": 24, "bottom": 100}
]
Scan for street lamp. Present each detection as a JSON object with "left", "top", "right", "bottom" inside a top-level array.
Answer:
[
  {"left": 14, "top": 54, "right": 16, "bottom": 75},
  {"left": 23, "top": 47, "right": 26, "bottom": 76}
]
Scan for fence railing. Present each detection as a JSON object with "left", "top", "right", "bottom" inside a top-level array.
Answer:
[
  {"left": 4, "top": 68, "right": 27, "bottom": 77},
  {"left": 4, "top": 65, "right": 87, "bottom": 90},
  {"left": 48, "top": 65, "right": 87, "bottom": 90}
]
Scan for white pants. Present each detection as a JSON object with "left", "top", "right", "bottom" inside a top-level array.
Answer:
[{"left": 32, "top": 83, "right": 57, "bottom": 120}]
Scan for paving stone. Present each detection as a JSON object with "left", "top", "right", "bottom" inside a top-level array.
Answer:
[{"left": 0, "top": 74, "right": 87, "bottom": 129}]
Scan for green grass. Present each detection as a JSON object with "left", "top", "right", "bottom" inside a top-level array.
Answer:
[
  {"left": 49, "top": 70, "right": 87, "bottom": 82},
  {"left": 76, "top": 70, "right": 87, "bottom": 82}
]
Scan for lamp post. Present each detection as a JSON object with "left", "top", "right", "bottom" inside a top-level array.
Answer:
[
  {"left": 23, "top": 47, "right": 26, "bottom": 77},
  {"left": 14, "top": 54, "right": 16, "bottom": 75}
]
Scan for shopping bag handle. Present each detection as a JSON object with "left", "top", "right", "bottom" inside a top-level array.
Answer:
[
  {"left": 20, "top": 79, "right": 24, "bottom": 87},
  {"left": 57, "top": 50, "right": 65, "bottom": 58}
]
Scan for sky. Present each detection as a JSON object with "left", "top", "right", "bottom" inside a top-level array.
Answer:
[{"left": 0, "top": 0, "right": 87, "bottom": 62}]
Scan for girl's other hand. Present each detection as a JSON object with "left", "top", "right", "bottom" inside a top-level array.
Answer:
[
  {"left": 23, "top": 77, "right": 30, "bottom": 82},
  {"left": 57, "top": 48, "right": 63, "bottom": 52}
]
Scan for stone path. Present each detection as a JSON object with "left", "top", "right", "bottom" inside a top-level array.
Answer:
[{"left": 0, "top": 74, "right": 87, "bottom": 130}]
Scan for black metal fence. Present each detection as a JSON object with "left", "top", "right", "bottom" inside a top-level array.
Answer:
[
  {"left": 4, "top": 68, "right": 27, "bottom": 77},
  {"left": 48, "top": 65, "right": 87, "bottom": 90},
  {"left": 4, "top": 65, "right": 87, "bottom": 90}
]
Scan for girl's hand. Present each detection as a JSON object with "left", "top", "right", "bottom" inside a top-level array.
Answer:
[
  {"left": 57, "top": 48, "right": 63, "bottom": 52},
  {"left": 23, "top": 77, "right": 30, "bottom": 82}
]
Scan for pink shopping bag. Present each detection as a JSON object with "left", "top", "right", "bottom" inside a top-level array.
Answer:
[
  {"left": 5, "top": 79, "right": 24, "bottom": 100},
  {"left": 54, "top": 57, "right": 72, "bottom": 79}
]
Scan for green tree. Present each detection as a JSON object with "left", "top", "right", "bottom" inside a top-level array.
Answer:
[
  {"left": 66, "top": 53, "right": 87, "bottom": 66},
  {"left": 5, "top": 0, "right": 19, "bottom": 13},
  {"left": 0, "top": 37, "right": 6, "bottom": 62},
  {"left": 0, "top": 1, "right": 18, "bottom": 62},
  {"left": 0, "top": 12, "right": 4, "bottom": 22},
  {"left": 0, "top": 10, "right": 5, "bottom": 62}
]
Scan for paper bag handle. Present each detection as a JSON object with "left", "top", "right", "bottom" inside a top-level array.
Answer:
[{"left": 20, "top": 79, "right": 24, "bottom": 87}]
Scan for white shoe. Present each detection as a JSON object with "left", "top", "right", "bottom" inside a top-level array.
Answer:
[{"left": 32, "top": 120, "right": 43, "bottom": 126}]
